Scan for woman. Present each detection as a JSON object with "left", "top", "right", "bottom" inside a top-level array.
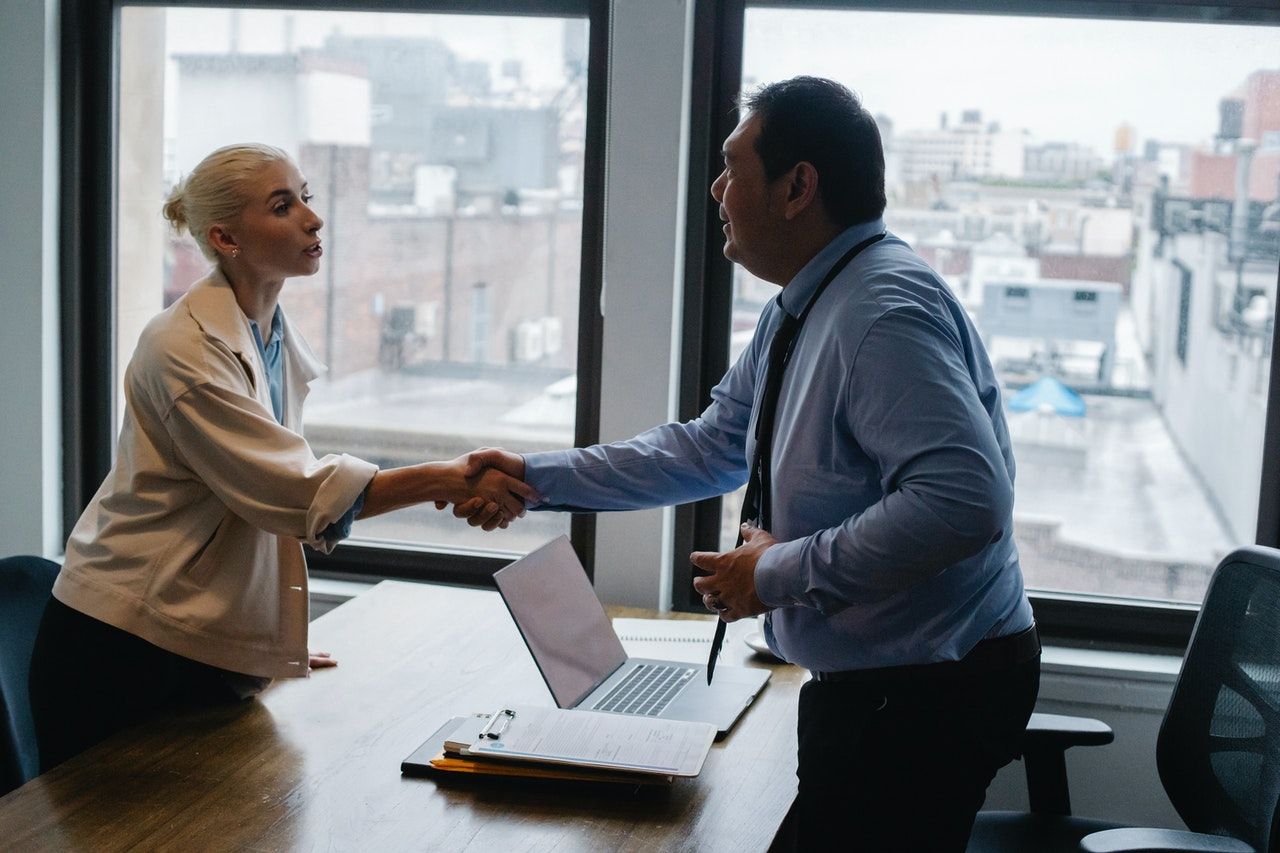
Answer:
[{"left": 28, "top": 143, "right": 534, "bottom": 771}]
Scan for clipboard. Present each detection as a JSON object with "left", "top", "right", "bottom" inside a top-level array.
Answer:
[
  {"left": 401, "top": 717, "right": 678, "bottom": 785},
  {"left": 442, "top": 705, "right": 715, "bottom": 778}
]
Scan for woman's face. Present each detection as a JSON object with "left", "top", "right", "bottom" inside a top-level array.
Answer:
[{"left": 225, "top": 159, "right": 324, "bottom": 281}]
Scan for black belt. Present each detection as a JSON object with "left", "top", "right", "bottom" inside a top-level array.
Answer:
[{"left": 812, "top": 625, "right": 1040, "bottom": 684}]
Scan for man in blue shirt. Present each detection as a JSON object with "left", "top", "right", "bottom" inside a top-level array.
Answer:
[{"left": 467, "top": 76, "right": 1039, "bottom": 851}]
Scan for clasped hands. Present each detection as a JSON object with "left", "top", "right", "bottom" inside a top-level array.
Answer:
[{"left": 435, "top": 448, "right": 535, "bottom": 531}]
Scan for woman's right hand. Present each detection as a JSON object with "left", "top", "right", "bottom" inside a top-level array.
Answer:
[
  {"left": 434, "top": 448, "right": 536, "bottom": 531},
  {"left": 440, "top": 453, "right": 538, "bottom": 531}
]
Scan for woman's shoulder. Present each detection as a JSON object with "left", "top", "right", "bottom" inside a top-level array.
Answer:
[{"left": 128, "top": 277, "right": 249, "bottom": 403}]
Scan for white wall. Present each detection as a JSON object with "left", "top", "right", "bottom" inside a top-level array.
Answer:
[
  {"left": 118, "top": 7, "right": 167, "bottom": 429},
  {"left": 590, "top": 0, "right": 694, "bottom": 611},
  {"left": 175, "top": 70, "right": 300, "bottom": 174},
  {"left": 1150, "top": 231, "right": 1267, "bottom": 543},
  {"left": 0, "top": 0, "right": 61, "bottom": 558},
  {"left": 984, "top": 653, "right": 1183, "bottom": 829},
  {"left": 298, "top": 70, "right": 371, "bottom": 147}
]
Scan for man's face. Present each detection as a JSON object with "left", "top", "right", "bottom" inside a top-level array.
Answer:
[{"left": 710, "top": 113, "right": 782, "bottom": 279}]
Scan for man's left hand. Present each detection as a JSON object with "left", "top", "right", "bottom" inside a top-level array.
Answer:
[{"left": 690, "top": 523, "right": 775, "bottom": 622}]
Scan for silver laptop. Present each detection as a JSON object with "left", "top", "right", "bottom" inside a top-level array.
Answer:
[{"left": 493, "top": 535, "right": 770, "bottom": 737}]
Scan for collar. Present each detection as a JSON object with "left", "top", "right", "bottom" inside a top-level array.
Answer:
[
  {"left": 184, "top": 267, "right": 259, "bottom": 358},
  {"left": 249, "top": 306, "right": 285, "bottom": 351},
  {"left": 183, "top": 267, "right": 325, "bottom": 384},
  {"left": 779, "top": 218, "right": 886, "bottom": 318}
]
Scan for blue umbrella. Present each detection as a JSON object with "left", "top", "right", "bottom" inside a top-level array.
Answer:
[{"left": 1007, "top": 377, "right": 1086, "bottom": 417}]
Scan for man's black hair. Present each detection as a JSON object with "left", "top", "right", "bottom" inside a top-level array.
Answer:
[{"left": 742, "top": 76, "right": 886, "bottom": 226}]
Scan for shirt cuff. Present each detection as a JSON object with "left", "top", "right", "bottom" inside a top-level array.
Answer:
[
  {"left": 320, "top": 489, "right": 366, "bottom": 546},
  {"left": 753, "top": 537, "right": 807, "bottom": 608},
  {"left": 521, "top": 449, "right": 578, "bottom": 510},
  {"left": 305, "top": 455, "right": 378, "bottom": 554}
]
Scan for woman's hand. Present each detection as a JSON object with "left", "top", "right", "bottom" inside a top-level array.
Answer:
[
  {"left": 439, "top": 453, "right": 539, "bottom": 531},
  {"left": 435, "top": 448, "right": 536, "bottom": 530},
  {"left": 309, "top": 650, "right": 337, "bottom": 671}
]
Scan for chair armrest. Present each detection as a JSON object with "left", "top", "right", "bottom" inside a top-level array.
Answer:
[
  {"left": 1021, "top": 713, "right": 1114, "bottom": 816},
  {"left": 1081, "top": 827, "right": 1254, "bottom": 852},
  {"left": 1023, "top": 712, "right": 1115, "bottom": 750}
]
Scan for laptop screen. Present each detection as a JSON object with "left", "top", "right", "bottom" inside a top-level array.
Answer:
[{"left": 493, "top": 535, "right": 629, "bottom": 709}]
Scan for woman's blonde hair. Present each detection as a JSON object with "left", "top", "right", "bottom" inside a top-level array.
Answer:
[{"left": 162, "top": 143, "right": 293, "bottom": 260}]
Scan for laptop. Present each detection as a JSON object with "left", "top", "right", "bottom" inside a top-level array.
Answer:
[{"left": 493, "top": 535, "right": 771, "bottom": 737}]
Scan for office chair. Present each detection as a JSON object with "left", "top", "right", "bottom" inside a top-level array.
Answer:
[
  {"left": 968, "top": 546, "right": 1280, "bottom": 853},
  {"left": 0, "top": 555, "right": 58, "bottom": 797}
]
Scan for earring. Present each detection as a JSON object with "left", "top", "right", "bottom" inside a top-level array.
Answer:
[{"left": 230, "top": 248, "right": 240, "bottom": 259}]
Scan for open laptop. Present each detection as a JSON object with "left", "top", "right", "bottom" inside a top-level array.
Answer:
[{"left": 493, "top": 535, "right": 770, "bottom": 737}]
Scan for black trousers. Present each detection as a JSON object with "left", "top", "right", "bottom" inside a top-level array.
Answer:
[
  {"left": 794, "top": 654, "right": 1040, "bottom": 852},
  {"left": 28, "top": 597, "right": 244, "bottom": 773}
]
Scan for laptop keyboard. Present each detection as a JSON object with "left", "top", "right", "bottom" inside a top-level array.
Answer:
[{"left": 592, "top": 663, "right": 696, "bottom": 716}]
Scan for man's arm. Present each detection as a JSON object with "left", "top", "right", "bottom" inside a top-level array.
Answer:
[
  {"left": 462, "top": 318, "right": 768, "bottom": 515},
  {"left": 752, "top": 306, "right": 1012, "bottom": 615}
]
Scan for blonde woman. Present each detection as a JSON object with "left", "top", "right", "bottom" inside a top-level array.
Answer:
[{"left": 28, "top": 143, "right": 534, "bottom": 771}]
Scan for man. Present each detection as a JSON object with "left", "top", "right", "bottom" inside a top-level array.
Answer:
[{"left": 467, "top": 76, "right": 1038, "bottom": 851}]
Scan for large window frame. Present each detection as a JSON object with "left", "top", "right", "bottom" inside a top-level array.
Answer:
[
  {"left": 673, "top": 0, "right": 1280, "bottom": 652},
  {"left": 60, "top": 0, "right": 609, "bottom": 585}
]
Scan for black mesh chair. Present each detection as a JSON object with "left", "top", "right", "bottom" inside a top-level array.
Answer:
[
  {"left": 969, "top": 546, "right": 1280, "bottom": 853},
  {"left": 0, "top": 555, "right": 58, "bottom": 796}
]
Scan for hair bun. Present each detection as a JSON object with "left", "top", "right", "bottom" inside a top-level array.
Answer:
[
  {"left": 163, "top": 144, "right": 292, "bottom": 260},
  {"left": 162, "top": 182, "right": 188, "bottom": 233}
]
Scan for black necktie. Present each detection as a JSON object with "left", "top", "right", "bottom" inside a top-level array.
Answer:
[{"left": 705, "top": 232, "right": 885, "bottom": 684}]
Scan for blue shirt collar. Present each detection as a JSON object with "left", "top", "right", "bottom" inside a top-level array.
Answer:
[
  {"left": 248, "top": 305, "right": 284, "bottom": 351},
  {"left": 779, "top": 218, "right": 885, "bottom": 318}
]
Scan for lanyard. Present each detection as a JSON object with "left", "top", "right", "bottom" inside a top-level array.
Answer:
[
  {"left": 746, "top": 231, "right": 886, "bottom": 531},
  {"left": 707, "top": 230, "right": 885, "bottom": 685}
]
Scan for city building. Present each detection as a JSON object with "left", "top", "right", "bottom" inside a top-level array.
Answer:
[
  {"left": 891, "top": 109, "right": 1026, "bottom": 184},
  {"left": 1024, "top": 141, "right": 1104, "bottom": 184}
]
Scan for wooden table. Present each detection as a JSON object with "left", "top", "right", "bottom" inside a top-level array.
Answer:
[{"left": 0, "top": 581, "right": 804, "bottom": 851}]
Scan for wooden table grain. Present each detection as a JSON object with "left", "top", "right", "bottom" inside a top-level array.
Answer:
[{"left": 0, "top": 581, "right": 804, "bottom": 851}]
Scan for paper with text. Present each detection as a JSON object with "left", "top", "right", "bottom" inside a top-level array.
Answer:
[{"left": 459, "top": 705, "right": 715, "bottom": 777}]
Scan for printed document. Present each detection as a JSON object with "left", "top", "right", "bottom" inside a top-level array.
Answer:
[{"left": 449, "top": 705, "right": 715, "bottom": 777}]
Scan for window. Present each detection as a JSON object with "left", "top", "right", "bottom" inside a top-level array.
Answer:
[
  {"left": 68, "top": 0, "right": 605, "bottom": 582},
  {"left": 678, "top": 2, "right": 1280, "bottom": 635},
  {"left": 1175, "top": 260, "right": 1193, "bottom": 365}
]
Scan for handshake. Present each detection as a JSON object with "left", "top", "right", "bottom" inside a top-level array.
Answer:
[{"left": 434, "top": 448, "right": 534, "bottom": 532}]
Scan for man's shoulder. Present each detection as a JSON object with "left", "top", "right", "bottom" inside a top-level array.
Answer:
[{"left": 836, "top": 234, "right": 952, "bottom": 317}]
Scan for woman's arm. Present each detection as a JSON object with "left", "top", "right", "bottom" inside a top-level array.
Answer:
[{"left": 360, "top": 455, "right": 538, "bottom": 530}]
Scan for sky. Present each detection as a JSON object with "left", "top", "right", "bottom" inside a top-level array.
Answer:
[
  {"left": 153, "top": 7, "right": 1279, "bottom": 157},
  {"left": 161, "top": 8, "right": 577, "bottom": 91},
  {"left": 744, "top": 9, "right": 1280, "bottom": 155}
]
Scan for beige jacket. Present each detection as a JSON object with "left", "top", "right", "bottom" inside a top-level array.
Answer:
[{"left": 56, "top": 269, "right": 378, "bottom": 680}]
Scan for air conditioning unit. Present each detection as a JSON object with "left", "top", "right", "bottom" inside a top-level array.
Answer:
[
  {"left": 513, "top": 320, "right": 545, "bottom": 362},
  {"left": 541, "top": 317, "right": 563, "bottom": 355},
  {"left": 415, "top": 301, "right": 439, "bottom": 339}
]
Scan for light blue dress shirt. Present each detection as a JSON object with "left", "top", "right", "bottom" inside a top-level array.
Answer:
[
  {"left": 523, "top": 219, "right": 1034, "bottom": 672},
  {"left": 250, "top": 308, "right": 363, "bottom": 545}
]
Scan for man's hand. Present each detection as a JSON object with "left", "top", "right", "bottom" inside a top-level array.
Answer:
[
  {"left": 434, "top": 448, "right": 536, "bottom": 531},
  {"left": 690, "top": 523, "right": 775, "bottom": 622}
]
